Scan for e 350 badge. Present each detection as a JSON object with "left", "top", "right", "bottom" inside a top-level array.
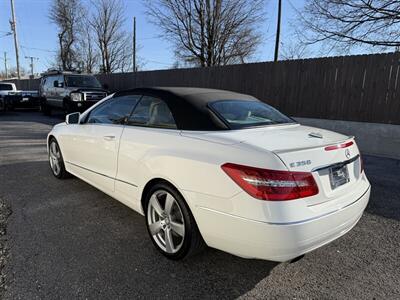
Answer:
[{"left": 289, "top": 160, "right": 312, "bottom": 168}]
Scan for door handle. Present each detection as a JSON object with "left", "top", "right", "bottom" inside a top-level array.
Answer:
[{"left": 103, "top": 135, "right": 116, "bottom": 141}]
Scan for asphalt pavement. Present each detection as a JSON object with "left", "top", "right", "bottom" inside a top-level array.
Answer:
[{"left": 0, "top": 111, "right": 399, "bottom": 299}]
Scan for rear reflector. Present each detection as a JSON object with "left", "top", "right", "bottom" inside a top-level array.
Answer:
[
  {"left": 221, "top": 163, "right": 319, "bottom": 201},
  {"left": 324, "top": 141, "right": 354, "bottom": 151}
]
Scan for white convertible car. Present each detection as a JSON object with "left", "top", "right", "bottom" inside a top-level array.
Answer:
[{"left": 47, "top": 87, "right": 370, "bottom": 262}]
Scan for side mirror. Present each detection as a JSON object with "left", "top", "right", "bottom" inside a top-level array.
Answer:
[
  {"left": 66, "top": 112, "right": 80, "bottom": 125},
  {"left": 53, "top": 80, "right": 58, "bottom": 87}
]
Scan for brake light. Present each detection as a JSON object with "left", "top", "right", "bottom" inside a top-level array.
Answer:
[
  {"left": 324, "top": 141, "right": 354, "bottom": 151},
  {"left": 221, "top": 163, "right": 319, "bottom": 201}
]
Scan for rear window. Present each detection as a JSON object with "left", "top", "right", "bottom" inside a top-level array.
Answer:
[
  {"left": 0, "top": 84, "right": 13, "bottom": 91},
  {"left": 209, "top": 100, "right": 295, "bottom": 129}
]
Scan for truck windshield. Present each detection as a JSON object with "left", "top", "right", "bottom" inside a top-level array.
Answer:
[
  {"left": 0, "top": 84, "right": 13, "bottom": 91},
  {"left": 65, "top": 75, "right": 102, "bottom": 88},
  {"left": 209, "top": 100, "right": 295, "bottom": 129}
]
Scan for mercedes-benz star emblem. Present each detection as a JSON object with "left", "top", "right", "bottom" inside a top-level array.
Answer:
[{"left": 345, "top": 149, "right": 351, "bottom": 159}]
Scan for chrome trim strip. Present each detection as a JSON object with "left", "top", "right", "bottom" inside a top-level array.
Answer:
[
  {"left": 197, "top": 185, "right": 370, "bottom": 226},
  {"left": 65, "top": 161, "right": 137, "bottom": 187},
  {"left": 273, "top": 136, "right": 355, "bottom": 154},
  {"left": 311, "top": 154, "right": 360, "bottom": 172}
]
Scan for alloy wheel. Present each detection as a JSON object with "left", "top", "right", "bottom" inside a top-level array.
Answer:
[
  {"left": 49, "top": 141, "right": 62, "bottom": 176},
  {"left": 147, "top": 190, "right": 185, "bottom": 254}
]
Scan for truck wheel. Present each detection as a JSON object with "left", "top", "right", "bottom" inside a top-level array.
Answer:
[
  {"left": 41, "top": 100, "right": 51, "bottom": 116},
  {"left": 64, "top": 102, "right": 72, "bottom": 115}
]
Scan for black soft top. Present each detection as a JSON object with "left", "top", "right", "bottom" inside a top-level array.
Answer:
[{"left": 115, "top": 87, "right": 258, "bottom": 131}]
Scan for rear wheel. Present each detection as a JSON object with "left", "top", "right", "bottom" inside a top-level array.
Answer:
[
  {"left": 144, "top": 182, "right": 205, "bottom": 260},
  {"left": 41, "top": 99, "right": 51, "bottom": 116},
  {"left": 48, "top": 138, "right": 70, "bottom": 179}
]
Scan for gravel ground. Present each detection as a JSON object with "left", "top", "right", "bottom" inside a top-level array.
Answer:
[
  {"left": 0, "top": 111, "right": 399, "bottom": 299},
  {"left": 0, "top": 197, "right": 11, "bottom": 295}
]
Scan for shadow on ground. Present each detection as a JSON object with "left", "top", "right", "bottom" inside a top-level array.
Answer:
[
  {"left": 0, "top": 161, "right": 277, "bottom": 299},
  {"left": 363, "top": 155, "right": 400, "bottom": 221}
]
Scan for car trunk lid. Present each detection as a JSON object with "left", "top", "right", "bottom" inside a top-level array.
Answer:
[{"left": 182, "top": 124, "right": 363, "bottom": 205}]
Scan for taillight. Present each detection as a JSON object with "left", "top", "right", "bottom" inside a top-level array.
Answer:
[
  {"left": 221, "top": 163, "right": 319, "bottom": 201},
  {"left": 324, "top": 141, "right": 354, "bottom": 151}
]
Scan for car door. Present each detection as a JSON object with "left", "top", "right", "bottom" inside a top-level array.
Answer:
[
  {"left": 115, "top": 94, "right": 181, "bottom": 212},
  {"left": 52, "top": 75, "right": 65, "bottom": 108},
  {"left": 44, "top": 76, "right": 56, "bottom": 106},
  {"left": 62, "top": 94, "right": 141, "bottom": 194}
]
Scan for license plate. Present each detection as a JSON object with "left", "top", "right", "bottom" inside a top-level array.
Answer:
[
  {"left": 22, "top": 97, "right": 29, "bottom": 101},
  {"left": 329, "top": 164, "right": 350, "bottom": 189}
]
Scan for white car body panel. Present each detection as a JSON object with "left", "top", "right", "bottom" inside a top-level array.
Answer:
[{"left": 47, "top": 93, "right": 370, "bottom": 262}]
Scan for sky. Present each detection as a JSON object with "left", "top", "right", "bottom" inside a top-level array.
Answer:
[{"left": 0, "top": 0, "right": 345, "bottom": 75}]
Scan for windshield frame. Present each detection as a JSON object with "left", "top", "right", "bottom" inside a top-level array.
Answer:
[
  {"left": 207, "top": 99, "right": 297, "bottom": 130},
  {"left": 65, "top": 75, "right": 102, "bottom": 88}
]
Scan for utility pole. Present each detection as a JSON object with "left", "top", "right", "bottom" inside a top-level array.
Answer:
[
  {"left": 133, "top": 16, "right": 136, "bottom": 73},
  {"left": 274, "top": 0, "right": 282, "bottom": 62},
  {"left": 25, "top": 56, "right": 39, "bottom": 77},
  {"left": 4, "top": 52, "right": 8, "bottom": 79},
  {"left": 10, "top": 0, "right": 21, "bottom": 79}
]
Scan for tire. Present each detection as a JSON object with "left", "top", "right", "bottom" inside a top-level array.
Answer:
[
  {"left": 144, "top": 182, "right": 205, "bottom": 260},
  {"left": 64, "top": 101, "right": 72, "bottom": 115},
  {"left": 48, "top": 138, "right": 70, "bottom": 179},
  {"left": 41, "top": 99, "right": 51, "bottom": 116}
]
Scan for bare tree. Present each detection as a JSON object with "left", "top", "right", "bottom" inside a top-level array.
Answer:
[
  {"left": 0, "top": 66, "right": 26, "bottom": 79},
  {"left": 280, "top": 40, "right": 311, "bottom": 60},
  {"left": 90, "top": 0, "right": 132, "bottom": 73},
  {"left": 77, "top": 21, "right": 100, "bottom": 73},
  {"left": 49, "top": 0, "right": 83, "bottom": 70},
  {"left": 145, "top": 0, "right": 265, "bottom": 67},
  {"left": 299, "top": 0, "right": 400, "bottom": 51}
]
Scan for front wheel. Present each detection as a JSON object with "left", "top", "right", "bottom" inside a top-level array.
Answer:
[
  {"left": 48, "top": 138, "right": 70, "bottom": 179},
  {"left": 144, "top": 183, "right": 205, "bottom": 260}
]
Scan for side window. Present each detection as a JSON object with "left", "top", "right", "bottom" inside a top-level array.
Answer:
[
  {"left": 48, "top": 76, "right": 57, "bottom": 89},
  {"left": 43, "top": 77, "right": 53, "bottom": 90},
  {"left": 58, "top": 75, "right": 64, "bottom": 86},
  {"left": 128, "top": 96, "right": 177, "bottom": 129},
  {"left": 87, "top": 95, "right": 141, "bottom": 124}
]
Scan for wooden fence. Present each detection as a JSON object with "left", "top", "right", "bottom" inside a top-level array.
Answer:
[{"left": 6, "top": 52, "right": 400, "bottom": 125}]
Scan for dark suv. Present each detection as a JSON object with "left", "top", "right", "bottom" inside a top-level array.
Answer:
[{"left": 39, "top": 71, "right": 108, "bottom": 115}]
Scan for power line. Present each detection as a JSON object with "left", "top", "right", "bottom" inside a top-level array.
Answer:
[
  {"left": 146, "top": 60, "right": 171, "bottom": 66},
  {"left": 137, "top": 36, "right": 160, "bottom": 41},
  {"left": 0, "top": 32, "right": 12, "bottom": 38},
  {"left": 20, "top": 45, "right": 57, "bottom": 53}
]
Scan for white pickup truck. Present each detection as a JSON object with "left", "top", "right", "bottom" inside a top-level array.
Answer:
[
  {"left": 0, "top": 82, "right": 16, "bottom": 111},
  {"left": 0, "top": 82, "right": 39, "bottom": 111}
]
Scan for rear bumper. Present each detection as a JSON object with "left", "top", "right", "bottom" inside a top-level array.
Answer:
[
  {"left": 8, "top": 95, "right": 41, "bottom": 108},
  {"left": 194, "top": 185, "right": 370, "bottom": 262}
]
